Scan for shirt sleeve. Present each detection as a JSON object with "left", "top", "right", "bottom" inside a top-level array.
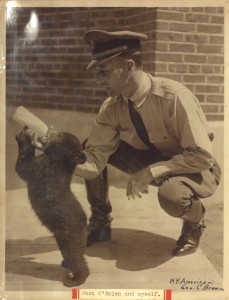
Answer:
[
  {"left": 150, "top": 88, "right": 214, "bottom": 183},
  {"left": 78, "top": 100, "right": 120, "bottom": 175}
]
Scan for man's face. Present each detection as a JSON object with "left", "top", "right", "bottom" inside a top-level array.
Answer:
[{"left": 93, "top": 56, "right": 130, "bottom": 97}]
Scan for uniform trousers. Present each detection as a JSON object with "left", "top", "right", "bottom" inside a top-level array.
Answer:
[{"left": 84, "top": 140, "right": 221, "bottom": 228}]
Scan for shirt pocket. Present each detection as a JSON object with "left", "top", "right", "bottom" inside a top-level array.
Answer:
[{"left": 148, "top": 128, "right": 170, "bottom": 144}]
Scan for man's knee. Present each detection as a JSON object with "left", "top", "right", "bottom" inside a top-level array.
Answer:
[{"left": 158, "top": 178, "right": 193, "bottom": 217}]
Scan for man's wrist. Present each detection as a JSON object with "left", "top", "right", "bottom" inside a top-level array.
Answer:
[
  {"left": 150, "top": 163, "right": 173, "bottom": 184},
  {"left": 74, "top": 161, "right": 99, "bottom": 180}
]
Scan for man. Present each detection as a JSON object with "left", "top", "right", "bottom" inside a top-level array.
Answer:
[{"left": 73, "top": 29, "right": 222, "bottom": 256}]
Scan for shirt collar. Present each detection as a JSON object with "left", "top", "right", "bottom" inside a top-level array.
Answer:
[{"left": 126, "top": 73, "right": 152, "bottom": 108}]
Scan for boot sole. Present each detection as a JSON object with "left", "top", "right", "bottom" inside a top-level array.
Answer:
[{"left": 173, "top": 247, "right": 198, "bottom": 257}]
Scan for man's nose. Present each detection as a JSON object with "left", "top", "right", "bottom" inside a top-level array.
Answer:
[{"left": 95, "top": 71, "right": 105, "bottom": 85}]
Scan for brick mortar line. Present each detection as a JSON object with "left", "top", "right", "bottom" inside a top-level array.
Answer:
[
  {"left": 154, "top": 41, "right": 224, "bottom": 46},
  {"left": 6, "top": 62, "right": 222, "bottom": 67},
  {"left": 156, "top": 33, "right": 224, "bottom": 39},
  {"left": 155, "top": 30, "right": 224, "bottom": 36},
  {"left": 7, "top": 71, "right": 224, "bottom": 76},
  {"left": 6, "top": 67, "right": 224, "bottom": 72},
  {"left": 31, "top": 38, "right": 221, "bottom": 43},
  {"left": 152, "top": 50, "right": 224, "bottom": 54},
  {"left": 145, "top": 40, "right": 223, "bottom": 45},
  {"left": 154, "top": 62, "right": 224, "bottom": 66},
  {"left": 157, "top": 8, "right": 223, "bottom": 15},
  {"left": 17, "top": 9, "right": 129, "bottom": 14},
  {"left": 6, "top": 94, "right": 224, "bottom": 99},
  {"left": 6, "top": 84, "right": 95, "bottom": 88},
  {"left": 6, "top": 76, "right": 94, "bottom": 80},
  {"left": 161, "top": 39, "right": 223, "bottom": 45},
  {"left": 7, "top": 29, "right": 224, "bottom": 38},
  {"left": 6, "top": 54, "right": 91, "bottom": 58},
  {"left": 156, "top": 73, "right": 224, "bottom": 76},
  {"left": 7, "top": 26, "right": 91, "bottom": 32},
  {"left": 6, "top": 44, "right": 89, "bottom": 48},
  {"left": 156, "top": 30, "right": 224, "bottom": 35},
  {"left": 6, "top": 91, "right": 224, "bottom": 97},
  {"left": 6, "top": 92, "right": 98, "bottom": 97},
  {"left": 144, "top": 50, "right": 224, "bottom": 56},
  {"left": 6, "top": 52, "right": 224, "bottom": 57},
  {"left": 16, "top": 16, "right": 128, "bottom": 26},
  {"left": 155, "top": 19, "right": 224, "bottom": 26},
  {"left": 5, "top": 76, "right": 224, "bottom": 83},
  {"left": 124, "top": 10, "right": 223, "bottom": 19},
  {"left": 5, "top": 78, "right": 224, "bottom": 85}
]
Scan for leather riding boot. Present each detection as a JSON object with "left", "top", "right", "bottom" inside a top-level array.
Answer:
[
  {"left": 84, "top": 167, "right": 113, "bottom": 246},
  {"left": 173, "top": 218, "right": 206, "bottom": 256},
  {"left": 173, "top": 200, "right": 206, "bottom": 256}
]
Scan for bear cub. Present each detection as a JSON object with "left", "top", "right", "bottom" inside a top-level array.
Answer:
[{"left": 15, "top": 127, "right": 89, "bottom": 287}]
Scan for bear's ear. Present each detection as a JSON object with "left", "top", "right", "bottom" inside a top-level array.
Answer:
[{"left": 73, "top": 151, "right": 87, "bottom": 164}]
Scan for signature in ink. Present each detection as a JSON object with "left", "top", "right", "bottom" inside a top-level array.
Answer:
[{"left": 169, "top": 277, "right": 224, "bottom": 291}]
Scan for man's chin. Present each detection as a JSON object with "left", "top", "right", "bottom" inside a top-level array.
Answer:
[{"left": 105, "top": 88, "right": 118, "bottom": 97}]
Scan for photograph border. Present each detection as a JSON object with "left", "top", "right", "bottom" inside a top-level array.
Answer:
[{"left": 1, "top": 1, "right": 228, "bottom": 299}]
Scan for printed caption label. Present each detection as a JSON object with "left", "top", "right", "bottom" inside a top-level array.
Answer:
[{"left": 72, "top": 289, "right": 172, "bottom": 300}]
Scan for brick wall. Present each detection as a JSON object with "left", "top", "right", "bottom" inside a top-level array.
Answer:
[
  {"left": 152, "top": 7, "right": 224, "bottom": 121},
  {"left": 6, "top": 7, "right": 224, "bottom": 120}
]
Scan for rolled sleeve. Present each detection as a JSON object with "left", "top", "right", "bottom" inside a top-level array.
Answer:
[
  {"left": 150, "top": 163, "right": 173, "bottom": 184},
  {"left": 74, "top": 160, "right": 99, "bottom": 180}
]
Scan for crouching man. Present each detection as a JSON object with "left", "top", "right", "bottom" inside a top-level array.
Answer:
[{"left": 75, "top": 30, "right": 221, "bottom": 256}]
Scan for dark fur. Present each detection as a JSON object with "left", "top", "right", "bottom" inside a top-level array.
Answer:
[{"left": 15, "top": 130, "right": 89, "bottom": 287}]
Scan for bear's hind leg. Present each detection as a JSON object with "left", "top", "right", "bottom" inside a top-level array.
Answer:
[
  {"left": 63, "top": 250, "right": 89, "bottom": 287},
  {"left": 54, "top": 231, "right": 89, "bottom": 287}
]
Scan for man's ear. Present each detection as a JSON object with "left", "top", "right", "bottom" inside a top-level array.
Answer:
[{"left": 126, "top": 59, "right": 135, "bottom": 71}]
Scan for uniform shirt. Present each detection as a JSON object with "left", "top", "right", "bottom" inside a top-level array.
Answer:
[{"left": 75, "top": 73, "right": 215, "bottom": 183}]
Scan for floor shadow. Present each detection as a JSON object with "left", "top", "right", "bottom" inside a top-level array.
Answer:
[
  {"left": 5, "top": 236, "right": 65, "bottom": 285},
  {"left": 86, "top": 228, "right": 175, "bottom": 271},
  {"left": 5, "top": 228, "right": 175, "bottom": 285},
  {"left": 6, "top": 236, "right": 58, "bottom": 260},
  {"left": 6, "top": 257, "right": 65, "bottom": 284}
]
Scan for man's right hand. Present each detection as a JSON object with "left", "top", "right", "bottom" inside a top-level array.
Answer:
[{"left": 23, "top": 126, "right": 47, "bottom": 150}]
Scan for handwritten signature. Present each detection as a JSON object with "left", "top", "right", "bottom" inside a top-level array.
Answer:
[{"left": 169, "top": 278, "right": 224, "bottom": 291}]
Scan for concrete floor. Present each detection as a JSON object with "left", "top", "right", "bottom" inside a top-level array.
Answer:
[{"left": 5, "top": 183, "right": 223, "bottom": 292}]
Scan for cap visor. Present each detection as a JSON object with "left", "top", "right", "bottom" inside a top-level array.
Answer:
[
  {"left": 86, "top": 52, "right": 123, "bottom": 70},
  {"left": 86, "top": 59, "right": 99, "bottom": 70}
]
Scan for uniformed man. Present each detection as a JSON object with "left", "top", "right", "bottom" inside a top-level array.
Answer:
[{"left": 75, "top": 29, "right": 221, "bottom": 256}]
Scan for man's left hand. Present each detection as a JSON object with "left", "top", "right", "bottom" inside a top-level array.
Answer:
[{"left": 126, "top": 167, "right": 154, "bottom": 200}]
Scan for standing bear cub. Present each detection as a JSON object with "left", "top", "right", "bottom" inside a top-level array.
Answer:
[{"left": 15, "top": 127, "right": 89, "bottom": 287}]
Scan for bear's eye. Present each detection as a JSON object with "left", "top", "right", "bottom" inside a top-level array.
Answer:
[{"left": 72, "top": 149, "right": 81, "bottom": 155}]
